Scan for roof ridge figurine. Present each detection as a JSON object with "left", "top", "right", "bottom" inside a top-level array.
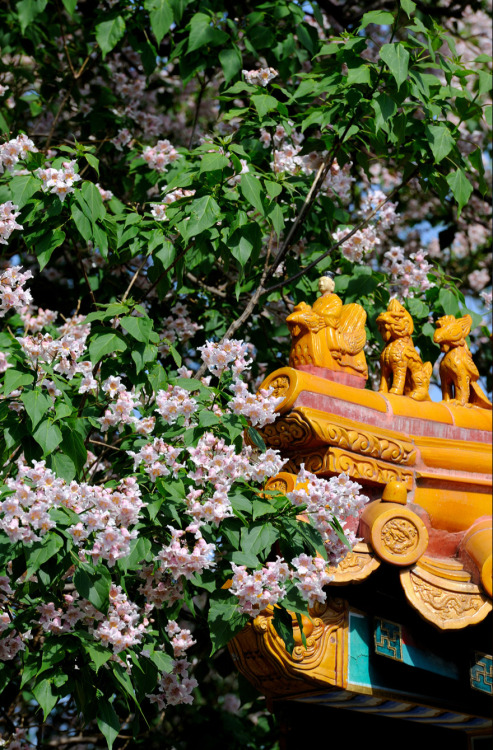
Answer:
[
  {"left": 286, "top": 275, "right": 368, "bottom": 380},
  {"left": 434, "top": 313, "right": 492, "bottom": 409},
  {"left": 376, "top": 298, "right": 432, "bottom": 401}
]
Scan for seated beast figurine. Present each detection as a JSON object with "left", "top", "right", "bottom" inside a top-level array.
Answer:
[
  {"left": 377, "top": 299, "right": 432, "bottom": 401},
  {"left": 434, "top": 314, "right": 492, "bottom": 409}
]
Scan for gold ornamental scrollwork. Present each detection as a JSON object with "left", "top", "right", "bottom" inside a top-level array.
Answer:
[
  {"left": 260, "top": 411, "right": 314, "bottom": 450},
  {"left": 285, "top": 447, "right": 414, "bottom": 489},
  {"left": 228, "top": 598, "right": 348, "bottom": 697},
  {"left": 259, "top": 407, "right": 416, "bottom": 466},
  {"left": 381, "top": 518, "right": 419, "bottom": 556},
  {"left": 327, "top": 542, "right": 381, "bottom": 584},
  {"left": 400, "top": 566, "right": 492, "bottom": 630}
]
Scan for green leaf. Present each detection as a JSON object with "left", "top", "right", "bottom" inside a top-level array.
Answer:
[
  {"left": 89, "top": 329, "right": 128, "bottom": 363},
  {"left": 229, "top": 224, "right": 260, "bottom": 267},
  {"left": 239, "top": 173, "right": 264, "bottom": 215},
  {"left": 187, "top": 12, "right": 228, "bottom": 53},
  {"left": 208, "top": 590, "right": 249, "bottom": 654},
  {"left": 9, "top": 175, "right": 40, "bottom": 207},
  {"left": 272, "top": 607, "right": 295, "bottom": 653},
  {"left": 16, "top": 0, "right": 47, "bottom": 34},
  {"left": 3, "top": 368, "right": 34, "bottom": 396},
  {"left": 439, "top": 287, "right": 461, "bottom": 316},
  {"left": 71, "top": 204, "right": 93, "bottom": 242},
  {"left": 241, "top": 523, "right": 278, "bottom": 557},
  {"left": 49, "top": 452, "right": 76, "bottom": 482},
  {"left": 247, "top": 426, "right": 266, "bottom": 452},
  {"left": 372, "top": 92, "right": 397, "bottom": 133},
  {"left": 219, "top": 46, "right": 242, "bottom": 84},
  {"left": 95, "top": 16, "right": 126, "bottom": 58},
  {"left": 80, "top": 182, "right": 106, "bottom": 222},
  {"left": 21, "top": 389, "right": 52, "bottom": 428},
  {"left": 347, "top": 66, "right": 371, "bottom": 85},
  {"left": 97, "top": 701, "right": 120, "bottom": 750},
  {"left": 25, "top": 533, "right": 63, "bottom": 579},
  {"left": 32, "top": 677, "right": 57, "bottom": 720},
  {"left": 62, "top": 0, "right": 77, "bottom": 16},
  {"left": 251, "top": 93, "right": 278, "bottom": 119},
  {"left": 83, "top": 642, "right": 112, "bottom": 673},
  {"left": 144, "top": 0, "right": 173, "bottom": 44},
  {"left": 74, "top": 564, "right": 111, "bottom": 613},
  {"left": 84, "top": 153, "right": 100, "bottom": 175},
  {"left": 121, "top": 315, "right": 153, "bottom": 343},
  {"left": 485, "top": 105, "right": 492, "bottom": 127},
  {"left": 379, "top": 43, "right": 410, "bottom": 89},
  {"left": 118, "top": 536, "right": 152, "bottom": 572},
  {"left": 182, "top": 195, "right": 221, "bottom": 238},
  {"left": 265, "top": 180, "right": 282, "bottom": 199},
  {"left": 33, "top": 420, "right": 63, "bottom": 454},
  {"left": 360, "top": 10, "right": 394, "bottom": 28},
  {"left": 199, "top": 152, "right": 230, "bottom": 173},
  {"left": 401, "top": 0, "right": 416, "bottom": 14},
  {"left": 36, "top": 229, "right": 65, "bottom": 271},
  {"left": 60, "top": 427, "right": 87, "bottom": 474},
  {"left": 446, "top": 168, "right": 473, "bottom": 215},
  {"left": 425, "top": 124, "right": 455, "bottom": 163}
]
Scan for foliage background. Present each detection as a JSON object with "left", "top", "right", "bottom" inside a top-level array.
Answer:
[{"left": 0, "top": 0, "right": 491, "bottom": 747}]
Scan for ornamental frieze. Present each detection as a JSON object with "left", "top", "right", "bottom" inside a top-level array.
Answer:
[{"left": 259, "top": 407, "right": 416, "bottom": 465}]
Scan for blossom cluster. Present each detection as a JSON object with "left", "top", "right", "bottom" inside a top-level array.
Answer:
[
  {"left": 0, "top": 577, "right": 25, "bottom": 661},
  {"left": 159, "top": 302, "right": 202, "bottom": 355},
  {"left": 198, "top": 338, "right": 252, "bottom": 377},
  {"left": 147, "top": 658, "right": 198, "bottom": 711},
  {"left": 228, "top": 379, "right": 283, "bottom": 427},
  {"left": 142, "top": 139, "right": 180, "bottom": 172},
  {"left": 0, "top": 133, "right": 37, "bottom": 173},
  {"left": 382, "top": 246, "right": 434, "bottom": 298},
  {"left": 230, "top": 557, "right": 290, "bottom": 614},
  {"left": 286, "top": 466, "right": 369, "bottom": 564},
  {"left": 36, "top": 160, "right": 81, "bottom": 202},
  {"left": 0, "top": 265, "right": 32, "bottom": 315},
  {"left": 243, "top": 68, "right": 279, "bottom": 86},
  {"left": 151, "top": 187, "right": 196, "bottom": 220},
  {"left": 261, "top": 125, "right": 355, "bottom": 203},
  {"left": 1, "top": 460, "right": 143, "bottom": 565},
  {"left": 0, "top": 201, "right": 23, "bottom": 245},
  {"left": 291, "top": 554, "right": 333, "bottom": 607}
]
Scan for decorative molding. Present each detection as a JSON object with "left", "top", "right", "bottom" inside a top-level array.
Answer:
[
  {"left": 260, "top": 408, "right": 417, "bottom": 466},
  {"left": 400, "top": 565, "right": 492, "bottom": 630},
  {"left": 228, "top": 599, "right": 348, "bottom": 697},
  {"left": 284, "top": 447, "right": 414, "bottom": 488},
  {"left": 327, "top": 542, "right": 380, "bottom": 584}
]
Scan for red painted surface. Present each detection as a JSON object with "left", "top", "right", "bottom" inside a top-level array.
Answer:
[
  {"left": 296, "top": 365, "right": 367, "bottom": 389},
  {"left": 295, "top": 391, "right": 492, "bottom": 444}
]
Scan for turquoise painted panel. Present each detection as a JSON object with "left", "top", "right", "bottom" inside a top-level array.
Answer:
[
  {"left": 373, "top": 617, "right": 460, "bottom": 680},
  {"left": 348, "top": 611, "right": 389, "bottom": 690}
]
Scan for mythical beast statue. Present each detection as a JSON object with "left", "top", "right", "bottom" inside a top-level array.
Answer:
[
  {"left": 434, "top": 314, "right": 492, "bottom": 409},
  {"left": 376, "top": 299, "right": 432, "bottom": 401}
]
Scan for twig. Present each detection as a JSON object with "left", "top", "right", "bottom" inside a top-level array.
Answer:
[
  {"left": 188, "top": 75, "right": 207, "bottom": 149},
  {"left": 265, "top": 166, "right": 419, "bottom": 294},
  {"left": 121, "top": 256, "right": 148, "bottom": 303}
]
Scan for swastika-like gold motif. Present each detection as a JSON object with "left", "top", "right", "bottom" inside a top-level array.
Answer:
[{"left": 228, "top": 599, "right": 348, "bottom": 697}]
